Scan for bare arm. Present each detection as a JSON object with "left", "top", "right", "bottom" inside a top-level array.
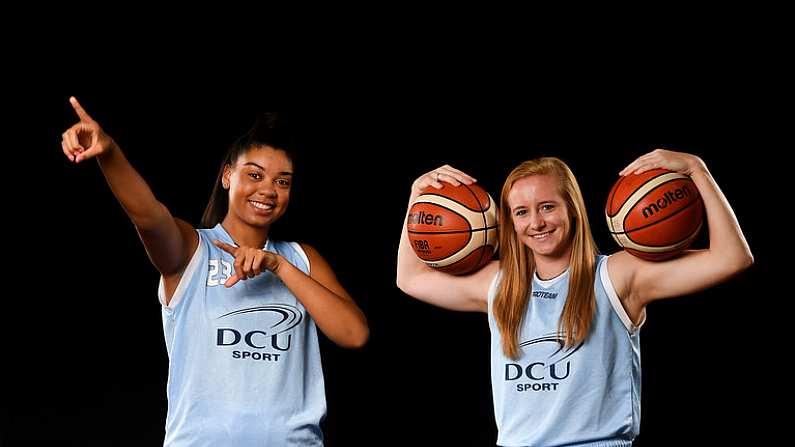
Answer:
[
  {"left": 395, "top": 165, "right": 496, "bottom": 313},
  {"left": 61, "top": 97, "right": 197, "bottom": 301},
  {"left": 214, "top": 241, "right": 369, "bottom": 349},
  {"left": 609, "top": 149, "right": 754, "bottom": 322}
]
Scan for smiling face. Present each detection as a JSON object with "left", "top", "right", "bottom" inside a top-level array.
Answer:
[
  {"left": 222, "top": 145, "right": 293, "bottom": 230},
  {"left": 507, "top": 174, "right": 573, "bottom": 263}
]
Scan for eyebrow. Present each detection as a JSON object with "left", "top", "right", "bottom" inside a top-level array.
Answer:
[
  {"left": 243, "top": 162, "right": 293, "bottom": 176},
  {"left": 511, "top": 200, "right": 557, "bottom": 212}
]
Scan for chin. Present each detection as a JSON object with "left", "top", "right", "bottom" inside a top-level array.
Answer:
[
  {"left": 246, "top": 215, "right": 275, "bottom": 228},
  {"left": 530, "top": 242, "right": 563, "bottom": 257}
]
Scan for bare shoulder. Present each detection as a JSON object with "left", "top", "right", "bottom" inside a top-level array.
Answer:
[
  {"left": 468, "top": 260, "right": 502, "bottom": 303},
  {"left": 446, "top": 259, "right": 500, "bottom": 312},
  {"left": 175, "top": 218, "right": 199, "bottom": 255},
  {"left": 397, "top": 258, "right": 499, "bottom": 313},
  {"left": 474, "top": 260, "right": 501, "bottom": 286},
  {"left": 605, "top": 250, "right": 639, "bottom": 300},
  {"left": 295, "top": 242, "right": 354, "bottom": 299},
  {"left": 296, "top": 242, "right": 330, "bottom": 272},
  {"left": 297, "top": 241, "right": 320, "bottom": 258}
]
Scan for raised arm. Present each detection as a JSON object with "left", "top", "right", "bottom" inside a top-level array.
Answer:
[
  {"left": 608, "top": 149, "right": 754, "bottom": 321},
  {"left": 61, "top": 97, "right": 197, "bottom": 300},
  {"left": 396, "top": 165, "right": 498, "bottom": 313}
]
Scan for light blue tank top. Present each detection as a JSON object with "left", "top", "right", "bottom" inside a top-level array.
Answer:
[
  {"left": 487, "top": 255, "right": 643, "bottom": 447},
  {"left": 159, "top": 224, "right": 325, "bottom": 446}
]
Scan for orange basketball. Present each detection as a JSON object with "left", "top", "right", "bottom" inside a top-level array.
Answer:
[
  {"left": 605, "top": 168, "right": 704, "bottom": 261},
  {"left": 407, "top": 182, "right": 498, "bottom": 275}
]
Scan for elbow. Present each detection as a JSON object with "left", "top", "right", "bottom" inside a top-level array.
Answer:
[
  {"left": 725, "top": 249, "right": 754, "bottom": 277},
  {"left": 396, "top": 276, "right": 405, "bottom": 293},
  {"left": 734, "top": 245, "right": 755, "bottom": 272},
  {"left": 396, "top": 277, "right": 416, "bottom": 298},
  {"left": 340, "top": 326, "right": 369, "bottom": 350},
  {"left": 352, "top": 328, "right": 370, "bottom": 349},
  {"left": 740, "top": 250, "right": 755, "bottom": 271},
  {"left": 396, "top": 268, "right": 422, "bottom": 296},
  {"left": 396, "top": 258, "right": 419, "bottom": 294},
  {"left": 396, "top": 273, "right": 410, "bottom": 294}
]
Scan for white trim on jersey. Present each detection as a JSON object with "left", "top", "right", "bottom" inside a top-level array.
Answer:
[
  {"left": 534, "top": 268, "right": 570, "bottom": 287},
  {"left": 158, "top": 231, "right": 205, "bottom": 310},
  {"left": 601, "top": 256, "right": 646, "bottom": 335},
  {"left": 489, "top": 258, "right": 645, "bottom": 334},
  {"left": 289, "top": 242, "right": 311, "bottom": 275},
  {"left": 487, "top": 269, "right": 502, "bottom": 306}
]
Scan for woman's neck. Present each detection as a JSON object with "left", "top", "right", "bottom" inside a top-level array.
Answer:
[
  {"left": 534, "top": 260, "right": 570, "bottom": 280},
  {"left": 533, "top": 250, "right": 572, "bottom": 280},
  {"left": 220, "top": 217, "right": 269, "bottom": 248}
]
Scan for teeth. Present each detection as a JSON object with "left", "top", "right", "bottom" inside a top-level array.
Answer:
[
  {"left": 532, "top": 231, "right": 551, "bottom": 239},
  {"left": 250, "top": 201, "right": 273, "bottom": 210}
]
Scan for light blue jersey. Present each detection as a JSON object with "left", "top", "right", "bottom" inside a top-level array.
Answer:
[
  {"left": 158, "top": 224, "right": 325, "bottom": 446},
  {"left": 487, "top": 255, "right": 643, "bottom": 447}
]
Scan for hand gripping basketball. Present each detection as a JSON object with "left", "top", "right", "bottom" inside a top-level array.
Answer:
[
  {"left": 407, "top": 168, "right": 498, "bottom": 275},
  {"left": 607, "top": 150, "right": 706, "bottom": 261}
]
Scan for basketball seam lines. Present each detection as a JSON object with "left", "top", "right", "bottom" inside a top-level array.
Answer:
[
  {"left": 410, "top": 185, "right": 496, "bottom": 272},
  {"left": 463, "top": 183, "right": 490, "bottom": 273},
  {"left": 607, "top": 173, "right": 628, "bottom": 218},
  {"left": 416, "top": 192, "right": 489, "bottom": 213},
  {"left": 408, "top": 225, "right": 499, "bottom": 235},
  {"left": 410, "top": 197, "right": 476, "bottom": 236},
  {"left": 611, "top": 197, "right": 701, "bottom": 237},
  {"left": 607, "top": 177, "right": 623, "bottom": 235},
  {"left": 608, "top": 170, "right": 673, "bottom": 218},
  {"left": 622, "top": 221, "right": 702, "bottom": 251},
  {"left": 618, "top": 177, "right": 700, "bottom": 237},
  {"left": 611, "top": 172, "right": 690, "bottom": 232}
]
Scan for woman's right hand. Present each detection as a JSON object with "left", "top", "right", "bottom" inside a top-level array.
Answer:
[
  {"left": 61, "top": 96, "right": 117, "bottom": 163},
  {"left": 411, "top": 164, "right": 477, "bottom": 195},
  {"left": 212, "top": 240, "right": 284, "bottom": 288}
]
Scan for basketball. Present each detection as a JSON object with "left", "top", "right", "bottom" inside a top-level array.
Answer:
[
  {"left": 407, "top": 182, "right": 498, "bottom": 275},
  {"left": 605, "top": 168, "right": 704, "bottom": 261}
]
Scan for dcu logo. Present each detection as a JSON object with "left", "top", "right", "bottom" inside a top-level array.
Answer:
[
  {"left": 504, "top": 332, "right": 584, "bottom": 392},
  {"left": 215, "top": 304, "right": 303, "bottom": 362}
]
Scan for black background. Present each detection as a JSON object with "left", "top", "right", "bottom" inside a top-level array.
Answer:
[{"left": 1, "top": 53, "right": 781, "bottom": 446}]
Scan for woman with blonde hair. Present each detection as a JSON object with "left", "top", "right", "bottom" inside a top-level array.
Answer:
[{"left": 397, "top": 149, "right": 753, "bottom": 446}]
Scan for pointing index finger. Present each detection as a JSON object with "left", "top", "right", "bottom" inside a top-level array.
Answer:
[
  {"left": 69, "top": 96, "right": 94, "bottom": 122},
  {"left": 213, "top": 240, "right": 238, "bottom": 255}
]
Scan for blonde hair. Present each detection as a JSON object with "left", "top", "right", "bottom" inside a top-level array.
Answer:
[{"left": 493, "top": 157, "right": 599, "bottom": 359}]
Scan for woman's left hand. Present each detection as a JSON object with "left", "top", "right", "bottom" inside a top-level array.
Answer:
[
  {"left": 620, "top": 148, "right": 706, "bottom": 177},
  {"left": 213, "top": 240, "right": 283, "bottom": 287}
]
